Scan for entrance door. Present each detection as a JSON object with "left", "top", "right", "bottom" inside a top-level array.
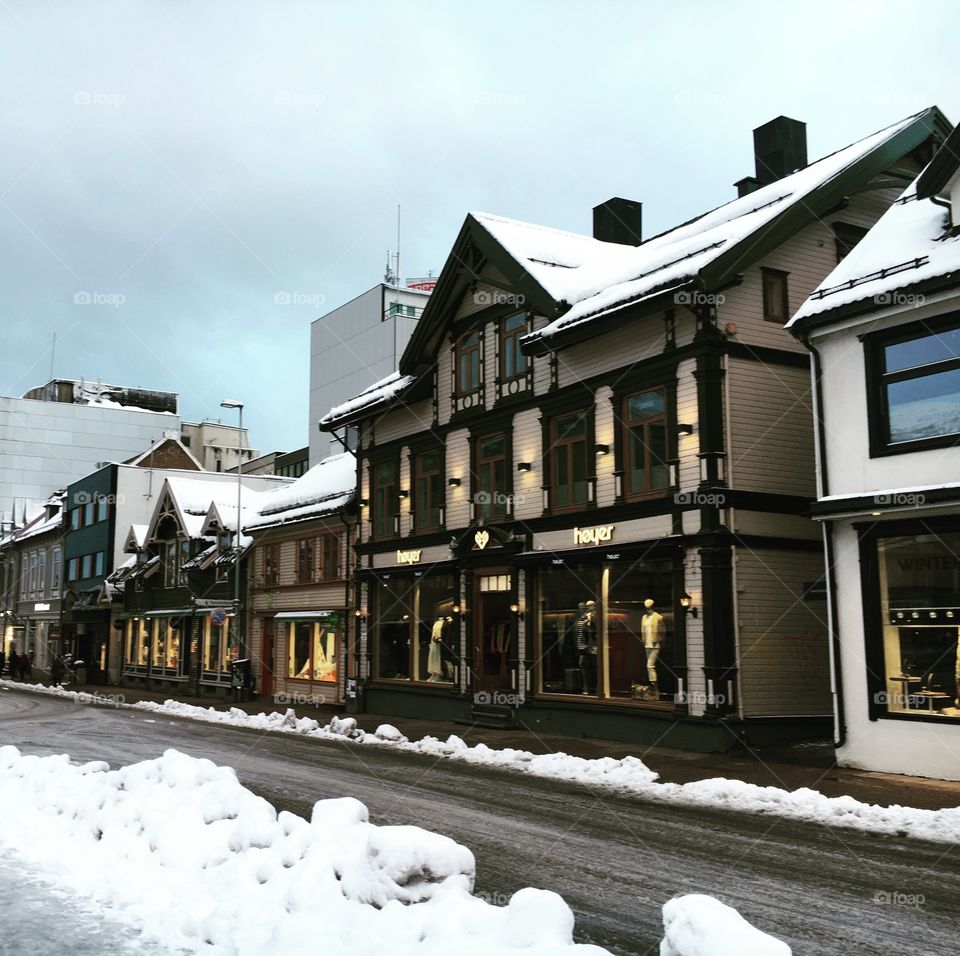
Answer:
[
  {"left": 472, "top": 573, "right": 512, "bottom": 695},
  {"left": 260, "top": 619, "right": 275, "bottom": 698}
]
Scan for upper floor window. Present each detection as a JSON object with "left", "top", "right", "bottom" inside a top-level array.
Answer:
[
  {"left": 834, "top": 222, "right": 868, "bottom": 263},
  {"left": 95, "top": 551, "right": 105, "bottom": 578},
  {"left": 96, "top": 496, "right": 109, "bottom": 522},
  {"left": 51, "top": 548, "right": 61, "bottom": 591},
  {"left": 372, "top": 461, "right": 399, "bottom": 538},
  {"left": 500, "top": 313, "right": 528, "bottom": 382},
  {"left": 475, "top": 433, "right": 508, "bottom": 519},
  {"left": 81, "top": 553, "right": 93, "bottom": 580},
  {"left": 70, "top": 509, "right": 81, "bottom": 531},
  {"left": 321, "top": 533, "right": 341, "bottom": 580},
  {"left": 551, "top": 411, "right": 590, "bottom": 512},
  {"left": 161, "top": 540, "right": 178, "bottom": 588},
  {"left": 67, "top": 558, "right": 79, "bottom": 584},
  {"left": 761, "top": 267, "right": 790, "bottom": 324},
  {"left": 867, "top": 317, "right": 960, "bottom": 454},
  {"left": 296, "top": 538, "right": 314, "bottom": 584},
  {"left": 414, "top": 450, "right": 443, "bottom": 531},
  {"left": 37, "top": 552, "right": 47, "bottom": 595},
  {"left": 263, "top": 543, "right": 279, "bottom": 586},
  {"left": 623, "top": 389, "right": 669, "bottom": 498},
  {"left": 83, "top": 500, "right": 95, "bottom": 526},
  {"left": 456, "top": 330, "right": 482, "bottom": 396}
]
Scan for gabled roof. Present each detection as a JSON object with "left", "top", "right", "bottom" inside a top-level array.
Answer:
[
  {"left": 791, "top": 123, "right": 960, "bottom": 331},
  {"left": 126, "top": 435, "right": 204, "bottom": 471},
  {"left": 917, "top": 122, "right": 960, "bottom": 200}
]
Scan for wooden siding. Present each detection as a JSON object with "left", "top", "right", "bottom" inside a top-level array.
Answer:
[
  {"left": 374, "top": 399, "right": 433, "bottom": 446},
  {"left": 734, "top": 547, "right": 830, "bottom": 718},
  {"left": 683, "top": 550, "right": 706, "bottom": 717},
  {"left": 676, "top": 357, "right": 700, "bottom": 492},
  {"left": 513, "top": 408, "right": 542, "bottom": 521},
  {"left": 556, "top": 317, "right": 666, "bottom": 387},
  {"left": 445, "top": 428, "right": 471, "bottom": 528}
]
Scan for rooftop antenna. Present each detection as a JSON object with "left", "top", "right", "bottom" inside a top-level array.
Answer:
[
  {"left": 396, "top": 203, "right": 401, "bottom": 288},
  {"left": 384, "top": 206, "right": 402, "bottom": 288},
  {"left": 49, "top": 332, "right": 56, "bottom": 382}
]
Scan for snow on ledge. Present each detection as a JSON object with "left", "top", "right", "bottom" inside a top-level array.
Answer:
[{"left": 4, "top": 680, "right": 960, "bottom": 846}]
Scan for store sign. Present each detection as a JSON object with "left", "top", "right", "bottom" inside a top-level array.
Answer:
[
  {"left": 397, "top": 549, "right": 422, "bottom": 565},
  {"left": 574, "top": 525, "right": 615, "bottom": 546},
  {"left": 34, "top": 602, "right": 51, "bottom": 612},
  {"left": 474, "top": 529, "right": 490, "bottom": 550}
]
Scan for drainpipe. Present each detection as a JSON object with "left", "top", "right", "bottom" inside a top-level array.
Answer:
[{"left": 800, "top": 331, "right": 845, "bottom": 748}]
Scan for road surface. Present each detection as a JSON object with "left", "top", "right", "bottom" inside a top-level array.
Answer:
[{"left": 2, "top": 688, "right": 957, "bottom": 955}]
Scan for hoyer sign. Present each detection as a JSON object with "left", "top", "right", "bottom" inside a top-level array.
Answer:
[
  {"left": 397, "top": 549, "right": 422, "bottom": 565},
  {"left": 573, "top": 525, "right": 615, "bottom": 546}
]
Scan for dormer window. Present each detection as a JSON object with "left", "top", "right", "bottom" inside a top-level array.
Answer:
[{"left": 456, "top": 330, "right": 482, "bottom": 396}]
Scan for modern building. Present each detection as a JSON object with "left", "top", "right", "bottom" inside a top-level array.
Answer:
[
  {"left": 0, "top": 492, "right": 65, "bottom": 673},
  {"left": 789, "top": 121, "right": 960, "bottom": 780},
  {"left": 321, "top": 108, "right": 948, "bottom": 750},
  {"left": 245, "top": 452, "right": 357, "bottom": 704},
  {"left": 180, "top": 420, "right": 259, "bottom": 473},
  {"left": 309, "top": 283, "right": 431, "bottom": 464},
  {"left": 226, "top": 446, "right": 309, "bottom": 479},
  {"left": 0, "top": 378, "right": 181, "bottom": 525}
]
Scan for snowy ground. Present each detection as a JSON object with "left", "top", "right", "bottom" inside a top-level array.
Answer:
[{"left": 0, "top": 745, "right": 790, "bottom": 956}]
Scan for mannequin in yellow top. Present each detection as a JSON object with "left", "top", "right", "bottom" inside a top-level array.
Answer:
[{"left": 641, "top": 598, "right": 665, "bottom": 700}]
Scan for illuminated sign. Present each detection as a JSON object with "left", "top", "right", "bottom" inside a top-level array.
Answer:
[
  {"left": 397, "top": 549, "right": 422, "bottom": 565},
  {"left": 573, "top": 525, "right": 615, "bottom": 546},
  {"left": 474, "top": 529, "right": 490, "bottom": 550},
  {"left": 34, "top": 602, "right": 51, "bottom": 612}
]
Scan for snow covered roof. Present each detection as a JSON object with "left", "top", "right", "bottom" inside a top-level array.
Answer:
[
  {"left": 247, "top": 452, "right": 356, "bottom": 530},
  {"left": 791, "top": 124, "right": 960, "bottom": 329},
  {"left": 319, "top": 372, "right": 416, "bottom": 428},
  {"left": 12, "top": 510, "right": 62, "bottom": 543}
]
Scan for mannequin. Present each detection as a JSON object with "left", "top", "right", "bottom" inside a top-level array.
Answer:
[
  {"left": 641, "top": 598, "right": 665, "bottom": 700},
  {"left": 427, "top": 617, "right": 445, "bottom": 681},
  {"left": 576, "top": 600, "right": 598, "bottom": 694}
]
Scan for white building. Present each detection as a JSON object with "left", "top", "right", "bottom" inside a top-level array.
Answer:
[
  {"left": 180, "top": 420, "right": 259, "bottom": 473},
  {"left": 0, "top": 379, "right": 181, "bottom": 527},
  {"left": 789, "top": 120, "right": 960, "bottom": 780},
  {"left": 309, "top": 282, "right": 431, "bottom": 464}
]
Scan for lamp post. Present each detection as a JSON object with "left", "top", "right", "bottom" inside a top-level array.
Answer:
[{"left": 220, "top": 400, "right": 244, "bottom": 661}]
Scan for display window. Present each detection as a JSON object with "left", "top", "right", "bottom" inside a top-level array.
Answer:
[
  {"left": 373, "top": 573, "right": 457, "bottom": 683},
  {"left": 875, "top": 528, "right": 960, "bottom": 718},
  {"left": 286, "top": 614, "right": 340, "bottom": 683},
  {"left": 124, "top": 618, "right": 150, "bottom": 667},
  {"left": 537, "top": 565, "right": 601, "bottom": 696},
  {"left": 153, "top": 617, "right": 182, "bottom": 673},
  {"left": 203, "top": 616, "right": 234, "bottom": 675}
]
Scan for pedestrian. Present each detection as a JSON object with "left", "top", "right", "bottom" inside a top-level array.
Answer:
[
  {"left": 50, "top": 656, "right": 65, "bottom": 687},
  {"left": 0, "top": 649, "right": 5, "bottom": 680},
  {"left": 8, "top": 648, "right": 18, "bottom": 680},
  {"left": 19, "top": 652, "right": 31, "bottom": 681}
]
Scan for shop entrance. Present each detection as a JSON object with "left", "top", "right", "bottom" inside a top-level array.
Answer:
[
  {"left": 472, "top": 572, "right": 512, "bottom": 694},
  {"left": 260, "top": 619, "right": 275, "bottom": 698}
]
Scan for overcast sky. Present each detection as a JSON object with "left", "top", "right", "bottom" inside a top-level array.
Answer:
[{"left": 1, "top": 0, "right": 957, "bottom": 453}]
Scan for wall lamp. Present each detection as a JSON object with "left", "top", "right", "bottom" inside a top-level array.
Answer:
[
  {"left": 509, "top": 602, "right": 524, "bottom": 620},
  {"left": 677, "top": 424, "right": 695, "bottom": 436},
  {"left": 595, "top": 444, "right": 610, "bottom": 456},
  {"left": 680, "top": 593, "right": 698, "bottom": 618},
  {"left": 398, "top": 489, "right": 409, "bottom": 499},
  {"left": 359, "top": 498, "right": 368, "bottom": 507},
  {"left": 517, "top": 461, "right": 532, "bottom": 472},
  {"left": 448, "top": 477, "right": 462, "bottom": 487},
  {"left": 353, "top": 609, "right": 367, "bottom": 623},
  {"left": 452, "top": 603, "right": 463, "bottom": 614}
]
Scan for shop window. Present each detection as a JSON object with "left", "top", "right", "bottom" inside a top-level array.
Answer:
[
  {"left": 263, "top": 543, "right": 279, "bottom": 586},
  {"left": 551, "top": 411, "right": 590, "bottom": 512},
  {"left": 288, "top": 615, "right": 340, "bottom": 682},
  {"left": 474, "top": 433, "right": 509, "bottom": 519},
  {"left": 203, "top": 617, "right": 233, "bottom": 674},
  {"left": 154, "top": 617, "right": 182, "bottom": 673},
  {"left": 761, "top": 267, "right": 790, "bottom": 324},
  {"left": 867, "top": 317, "right": 960, "bottom": 453},
  {"left": 622, "top": 389, "right": 669, "bottom": 498},
  {"left": 414, "top": 450, "right": 443, "bottom": 531},
  {"left": 416, "top": 574, "right": 457, "bottom": 682},
  {"left": 372, "top": 461, "right": 399, "bottom": 538},
  {"left": 373, "top": 577, "right": 413, "bottom": 680},
  {"left": 321, "top": 534, "right": 341, "bottom": 580},
  {"left": 296, "top": 538, "right": 314, "bottom": 584},
  {"left": 126, "top": 619, "right": 150, "bottom": 667},
  {"left": 456, "top": 330, "right": 482, "bottom": 396},
  {"left": 873, "top": 528, "right": 960, "bottom": 720},
  {"left": 538, "top": 565, "right": 601, "bottom": 696},
  {"left": 500, "top": 313, "right": 528, "bottom": 382},
  {"left": 606, "top": 561, "right": 675, "bottom": 702}
]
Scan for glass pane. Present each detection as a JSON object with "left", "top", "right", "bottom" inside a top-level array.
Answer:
[
  {"left": 649, "top": 422, "right": 669, "bottom": 489},
  {"left": 627, "top": 390, "right": 664, "bottom": 420},
  {"left": 375, "top": 578, "right": 412, "bottom": 679},
  {"left": 572, "top": 439, "right": 588, "bottom": 503},
  {"left": 505, "top": 312, "right": 525, "bottom": 332},
  {"left": 887, "top": 369, "right": 960, "bottom": 443},
  {"left": 555, "top": 446, "right": 569, "bottom": 508},
  {"left": 478, "top": 435, "right": 505, "bottom": 458},
  {"left": 556, "top": 412, "right": 586, "bottom": 439},
  {"left": 538, "top": 566, "right": 599, "bottom": 696},
  {"left": 629, "top": 426, "right": 646, "bottom": 493},
  {"left": 289, "top": 622, "right": 312, "bottom": 678},
  {"left": 885, "top": 327, "right": 960, "bottom": 374},
  {"left": 313, "top": 623, "right": 337, "bottom": 682},
  {"left": 417, "top": 574, "right": 456, "bottom": 682}
]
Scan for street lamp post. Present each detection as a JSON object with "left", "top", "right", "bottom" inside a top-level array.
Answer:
[{"left": 220, "top": 400, "right": 244, "bottom": 661}]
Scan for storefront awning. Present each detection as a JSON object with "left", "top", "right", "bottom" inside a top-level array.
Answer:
[
  {"left": 273, "top": 610, "right": 340, "bottom": 620},
  {"left": 142, "top": 608, "right": 201, "bottom": 618}
]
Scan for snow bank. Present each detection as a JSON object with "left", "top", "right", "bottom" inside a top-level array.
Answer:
[
  {"left": 6, "top": 680, "right": 960, "bottom": 846},
  {"left": 660, "top": 895, "right": 791, "bottom": 956},
  {"left": 0, "top": 746, "right": 609, "bottom": 955}
]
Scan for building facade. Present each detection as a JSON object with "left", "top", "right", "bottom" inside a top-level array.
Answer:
[
  {"left": 322, "top": 109, "right": 947, "bottom": 749},
  {"left": 180, "top": 420, "right": 259, "bottom": 473},
  {"left": 790, "top": 120, "right": 960, "bottom": 779}
]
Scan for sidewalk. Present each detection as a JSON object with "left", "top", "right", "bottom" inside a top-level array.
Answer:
[{"left": 22, "top": 679, "right": 960, "bottom": 812}]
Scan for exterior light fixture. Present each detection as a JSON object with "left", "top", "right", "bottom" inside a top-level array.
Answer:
[
  {"left": 398, "top": 489, "right": 409, "bottom": 499},
  {"left": 677, "top": 424, "right": 694, "bottom": 436},
  {"left": 452, "top": 603, "right": 462, "bottom": 614},
  {"left": 448, "top": 477, "right": 461, "bottom": 487},
  {"left": 680, "top": 593, "right": 698, "bottom": 618},
  {"left": 595, "top": 444, "right": 610, "bottom": 456},
  {"left": 359, "top": 498, "right": 368, "bottom": 507},
  {"left": 509, "top": 602, "right": 524, "bottom": 620},
  {"left": 871, "top": 512, "right": 882, "bottom": 517},
  {"left": 517, "top": 462, "right": 532, "bottom": 472}
]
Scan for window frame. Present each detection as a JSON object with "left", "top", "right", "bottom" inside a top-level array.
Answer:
[
  {"left": 473, "top": 431, "right": 510, "bottom": 520},
  {"left": 371, "top": 459, "right": 399, "bottom": 539},
  {"left": 761, "top": 267, "right": 790, "bottom": 324},
  {"left": 621, "top": 387, "right": 671, "bottom": 500},
  {"left": 413, "top": 448, "right": 444, "bottom": 532},
  {"left": 499, "top": 312, "right": 529, "bottom": 383},
  {"left": 295, "top": 537, "right": 315, "bottom": 585},
  {"left": 865, "top": 313, "right": 960, "bottom": 457},
  {"left": 320, "top": 532, "right": 341, "bottom": 581},
  {"left": 549, "top": 409, "right": 592, "bottom": 513},
  {"left": 455, "top": 329, "right": 482, "bottom": 397},
  {"left": 262, "top": 543, "right": 279, "bottom": 587}
]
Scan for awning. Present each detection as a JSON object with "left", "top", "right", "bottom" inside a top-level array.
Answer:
[
  {"left": 273, "top": 610, "right": 341, "bottom": 620},
  {"left": 142, "top": 608, "right": 203, "bottom": 618}
]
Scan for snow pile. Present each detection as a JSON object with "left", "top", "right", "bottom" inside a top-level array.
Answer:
[
  {"left": 0, "top": 747, "right": 608, "bottom": 955},
  {"left": 247, "top": 451, "right": 356, "bottom": 528},
  {"left": 660, "top": 895, "right": 791, "bottom": 956}
]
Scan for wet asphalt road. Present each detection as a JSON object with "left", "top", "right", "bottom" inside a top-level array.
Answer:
[{"left": 2, "top": 689, "right": 958, "bottom": 955}]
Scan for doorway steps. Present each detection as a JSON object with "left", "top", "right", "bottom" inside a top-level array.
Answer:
[{"left": 459, "top": 702, "right": 518, "bottom": 730}]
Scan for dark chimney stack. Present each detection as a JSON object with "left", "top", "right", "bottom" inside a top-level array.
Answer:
[
  {"left": 593, "top": 197, "right": 642, "bottom": 245},
  {"left": 734, "top": 116, "right": 807, "bottom": 196}
]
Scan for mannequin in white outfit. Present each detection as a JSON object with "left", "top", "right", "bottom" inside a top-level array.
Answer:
[
  {"left": 427, "top": 618, "right": 445, "bottom": 681},
  {"left": 641, "top": 598, "right": 665, "bottom": 700}
]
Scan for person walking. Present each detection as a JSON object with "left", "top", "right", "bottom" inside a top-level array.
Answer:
[
  {"left": 0, "top": 649, "right": 5, "bottom": 680},
  {"left": 7, "top": 648, "right": 18, "bottom": 680},
  {"left": 19, "top": 651, "right": 31, "bottom": 681}
]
